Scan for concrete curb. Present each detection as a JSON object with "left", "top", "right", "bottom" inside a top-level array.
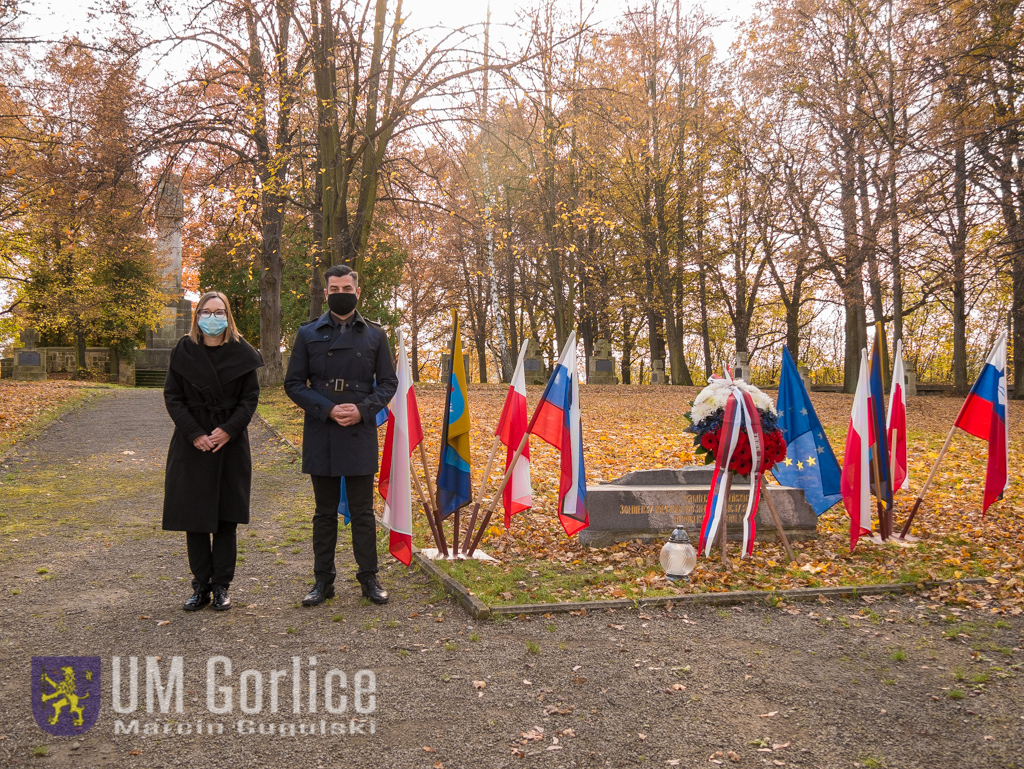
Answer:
[
  {"left": 411, "top": 551, "right": 492, "bottom": 620},
  {"left": 413, "top": 559, "right": 993, "bottom": 621},
  {"left": 255, "top": 411, "right": 302, "bottom": 457}
]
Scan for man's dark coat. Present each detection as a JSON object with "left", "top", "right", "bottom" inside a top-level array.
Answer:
[
  {"left": 162, "top": 335, "right": 263, "bottom": 533},
  {"left": 284, "top": 310, "right": 397, "bottom": 477}
]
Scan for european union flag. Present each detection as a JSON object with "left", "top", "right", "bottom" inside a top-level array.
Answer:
[{"left": 772, "top": 347, "right": 842, "bottom": 514}]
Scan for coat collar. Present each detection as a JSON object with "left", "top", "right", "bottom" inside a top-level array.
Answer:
[
  {"left": 170, "top": 336, "right": 264, "bottom": 392},
  {"left": 314, "top": 309, "right": 368, "bottom": 331}
]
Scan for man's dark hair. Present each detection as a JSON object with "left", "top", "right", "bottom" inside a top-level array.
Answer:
[{"left": 324, "top": 263, "right": 359, "bottom": 286}]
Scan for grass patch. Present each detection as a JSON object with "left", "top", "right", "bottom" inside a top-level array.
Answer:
[
  {"left": 947, "top": 688, "right": 965, "bottom": 700},
  {"left": 889, "top": 649, "right": 908, "bottom": 662}
]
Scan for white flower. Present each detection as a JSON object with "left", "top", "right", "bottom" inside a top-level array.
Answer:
[{"left": 689, "top": 376, "right": 777, "bottom": 425}]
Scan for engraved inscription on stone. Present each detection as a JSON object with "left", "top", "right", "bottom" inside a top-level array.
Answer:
[
  {"left": 524, "top": 359, "right": 541, "bottom": 371},
  {"left": 17, "top": 351, "right": 41, "bottom": 367},
  {"left": 619, "top": 490, "right": 751, "bottom": 528},
  {"left": 595, "top": 359, "right": 614, "bottom": 372}
]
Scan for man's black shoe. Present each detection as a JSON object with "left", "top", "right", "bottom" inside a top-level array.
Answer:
[
  {"left": 360, "top": 577, "right": 389, "bottom": 605},
  {"left": 183, "top": 589, "right": 211, "bottom": 612},
  {"left": 302, "top": 582, "right": 335, "bottom": 606},
  {"left": 212, "top": 586, "right": 232, "bottom": 611}
]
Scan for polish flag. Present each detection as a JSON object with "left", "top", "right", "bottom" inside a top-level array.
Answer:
[
  {"left": 887, "top": 339, "right": 909, "bottom": 492},
  {"left": 954, "top": 332, "right": 1009, "bottom": 515},
  {"left": 496, "top": 341, "right": 532, "bottom": 528},
  {"left": 842, "top": 349, "right": 873, "bottom": 551},
  {"left": 378, "top": 329, "right": 423, "bottom": 565}
]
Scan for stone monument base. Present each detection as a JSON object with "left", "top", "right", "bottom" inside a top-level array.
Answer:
[{"left": 580, "top": 467, "right": 817, "bottom": 548}]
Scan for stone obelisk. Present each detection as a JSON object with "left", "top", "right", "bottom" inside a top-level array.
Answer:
[{"left": 135, "top": 174, "right": 192, "bottom": 381}]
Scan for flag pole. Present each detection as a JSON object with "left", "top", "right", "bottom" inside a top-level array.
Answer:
[
  {"left": 898, "top": 424, "right": 957, "bottom": 539},
  {"left": 419, "top": 443, "right": 448, "bottom": 557},
  {"left": 869, "top": 443, "right": 889, "bottom": 540},
  {"left": 468, "top": 432, "right": 529, "bottom": 556},
  {"left": 760, "top": 477, "right": 796, "bottom": 563},
  {"left": 410, "top": 458, "right": 443, "bottom": 551},
  {"left": 462, "top": 434, "right": 502, "bottom": 553}
]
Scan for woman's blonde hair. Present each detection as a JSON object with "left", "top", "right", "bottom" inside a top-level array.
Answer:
[{"left": 189, "top": 291, "right": 242, "bottom": 344}]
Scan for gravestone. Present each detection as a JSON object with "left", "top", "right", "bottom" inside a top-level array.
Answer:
[
  {"left": 12, "top": 328, "right": 46, "bottom": 381},
  {"left": 522, "top": 339, "right": 547, "bottom": 385},
  {"left": 588, "top": 338, "right": 617, "bottom": 384},
  {"left": 580, "top": 467, "right": 817, "bottom": 548},
  {"left": 734, "top": 351, "right": 749, "bottom": 382},
  {"left": 135, "top": 174, "right": 192, "bottom": 380},
  {"left": 798, "top": 364, "right": 812, "bottom": 391},
  {"left": 904, "top": 360, "right": 918, "bottom": 397},
  {"left": 440, "top": 353, "right": 471, "bottom": 382},
  {"left": 650, "top": 359, "right": 667, "bottom": 384}
]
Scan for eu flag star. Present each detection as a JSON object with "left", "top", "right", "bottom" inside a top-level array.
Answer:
[
  {"left": 784, "top": 456, "right": 793, "bottom": 466},
  {"left": 801, "top": 408, "right": 809, "bottom": 416},
  {"left": 797, "top": 460, "right": 804, "bottom": 470},
  {"left": 816, "top": 445, "right": 824, "bottom": 454},
  {"left": 806, "top": 457, "right": 816, "bottom": 467}
]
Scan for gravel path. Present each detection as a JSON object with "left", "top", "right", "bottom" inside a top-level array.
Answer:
[{"left": 0, "top": 389, "right": 1022, "bottom": 768}]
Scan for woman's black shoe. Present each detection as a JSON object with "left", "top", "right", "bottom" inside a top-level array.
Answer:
[
  {"left": 212, "top": 586, "right": 232, "bottom": 611},
  {"left": 183, "top": 589, "right": 211, "bottom": 611}
]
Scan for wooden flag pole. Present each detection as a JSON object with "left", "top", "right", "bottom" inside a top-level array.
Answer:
[
  {"left": 759, "top": 477, "right": 796, "bottom": 563},
  {"left": 453, "top": 505, "right": 460, "bottom": 558},
  {"left": 869, "top": 441, "right": 890, "bottom": 540},
  {"left": 898, "top": 424, "right": 957, "bottom": 540},
  {"left": 410, "top": 459, "right": 443, "bottom": 551},
  {"left": 462, "top": 434, "right": 502, "bottom": 553},
  {"left": 468, "top": 432, "right": 530, "bottom": 556},
  {"left": 419, "top": 443, "right": 448, "bottom": 557}
]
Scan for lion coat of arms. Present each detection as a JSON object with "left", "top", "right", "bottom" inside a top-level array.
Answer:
[{"left": 31, "top": 657, "right": 101, "bottom": 736}]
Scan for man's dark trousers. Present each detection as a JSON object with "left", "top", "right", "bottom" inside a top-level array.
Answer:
[{"left": 310, "top": 474, "right": 377, "bottom": 586}]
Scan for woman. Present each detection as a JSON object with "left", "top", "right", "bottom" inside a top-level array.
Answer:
[{"left": 163, "top": 291, "right": 263, "bottom": 612}]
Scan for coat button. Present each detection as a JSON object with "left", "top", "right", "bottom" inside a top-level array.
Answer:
[
  {"left": 327, "top": 352, "right": 332, "bottom": 356},
  {"left": 356, "top": 352, "right": 362, "bottom": 357}
]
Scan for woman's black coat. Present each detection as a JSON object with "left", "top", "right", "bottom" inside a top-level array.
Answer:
[{"left": 162, "top": 335, "right": 264, "bottom": 533}]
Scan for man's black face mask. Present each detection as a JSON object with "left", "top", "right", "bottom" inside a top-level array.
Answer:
[{"left": 327, "top": 292, "right": 357, "bottom": 316}]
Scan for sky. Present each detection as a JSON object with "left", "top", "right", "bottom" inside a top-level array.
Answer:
[{"left": 20, "top": 0, "right": 760, "bottom": 63}]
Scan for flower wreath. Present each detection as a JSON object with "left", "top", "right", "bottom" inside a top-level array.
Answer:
[
  {"left": 685, "top": 375, "right": 788, "bottom": 557},
  {"left": 685, "top": 379, "right": 787, "bottom": 475}
]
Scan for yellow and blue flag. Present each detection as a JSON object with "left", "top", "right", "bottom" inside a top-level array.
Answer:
[{"left": 437, "top": 313, "right": 472, "bottom": 517}]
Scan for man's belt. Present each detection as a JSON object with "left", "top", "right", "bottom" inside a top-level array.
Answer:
[{"left": 317, "top": 379, "right": 374, "bottom": 395}]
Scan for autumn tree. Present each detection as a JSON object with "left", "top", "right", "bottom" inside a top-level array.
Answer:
[{"left": 16, "top": 42, "right": 162, "bottom": 370}]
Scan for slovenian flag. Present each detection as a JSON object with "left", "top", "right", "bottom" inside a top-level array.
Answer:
[
  {"left": 772, "top": 346, "right": 843, "bottom": 514},
  {"left": 528, "top": 332, "right": 588, "bottom": 536},
  {"left": 954, "top": 332, "right": 1009, "bottom": 515},
  {"left": 842, "top": 348, "right": 873, "bottom": 552},
  {"left": 378, "top": 329, "right": 423, "bottom": 566},
  {"left": 867, "top": 331, "right": 892, "bottom": 509},
  {"left": 497, "top": 340, "right": 532, "bottom": 528},
  {"left": 886, "top": 339, "right": 909, "bottom": 492},
  {"left": 437, "top": 312, "right": 472, "bottom": 517}
]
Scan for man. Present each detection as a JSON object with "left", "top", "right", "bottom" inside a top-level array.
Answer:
[{"left": 285, "top": 264, "right": 398, "bottom": 606}]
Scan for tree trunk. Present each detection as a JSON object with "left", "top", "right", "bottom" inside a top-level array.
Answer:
[
  {"left": 76, "top": 328, "right": 87, "bottom": 373},
  {"left": 951, "top": 137, "right": 969, "bottom": 395}
]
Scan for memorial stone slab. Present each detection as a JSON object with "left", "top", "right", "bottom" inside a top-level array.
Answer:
[
  {"left": 580, "top": 467, "right": 817, "bottom": 548},
  {"left": 650, "top": 359, "right": 668, "bottom": 384},
  {"left": 588, "top": 338, "right": 617, "bottom": 384},
  {"left": 522, "top": 339, "right": 547, "bottom": 385},
  {"left": 734, "top": 351, "right": 749, "bottom": 382},
  {"left": 12, "top": 328, "right": 46, "bottom": 381}
]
